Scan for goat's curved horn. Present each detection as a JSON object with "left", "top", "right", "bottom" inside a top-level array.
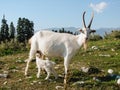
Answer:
[
  {"left": 82, "top": 11, "right": 86, "bottom": 28},
  {"left": 88, "top": 12, "right": 94, "bottom": 28}
]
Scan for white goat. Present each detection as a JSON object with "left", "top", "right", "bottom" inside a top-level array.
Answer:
[
  {"left": 36, "top": 50, "right": 58, "bottom": 80},
  {"left": 25, "top": 11, "right": 95, "bottom": 86}
]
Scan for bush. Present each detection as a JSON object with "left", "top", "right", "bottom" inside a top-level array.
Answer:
[
  {"left": 104, "top": 30, "right": 120, "bottom": 39},
  {"left": 89, "top": 34, "right": 103, "bottom": 41},
  {"left": 0, "top": 40, "right": 29, "bottom": 56}
]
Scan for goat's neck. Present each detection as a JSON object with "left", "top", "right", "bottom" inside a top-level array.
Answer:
[{"left": 76, "top": 33, "right": 87, "bottom": 48}]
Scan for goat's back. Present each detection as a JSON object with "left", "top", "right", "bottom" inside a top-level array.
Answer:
[{"left": 31, "top": 30, "right": 79, "bottom": 57}]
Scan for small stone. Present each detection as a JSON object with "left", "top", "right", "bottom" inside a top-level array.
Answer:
[
  {"left": 16, "top": 59, "right": 25, "bottom": 63},
  {"left": 18, "top": 79, "right": 22, "bottom": 82},
  {"left": 33, "top": 80, "right": 37, "bottom": 83},
  {"left": 0, "top": 74, "right": 8, "bottom": 78},
  {"left": 38, "top": 82, "right": 42, "bottom": 84},
  {"left": 12, "top": 69, "right": 19, "bottom": 73},
  {"left": 81, "top": 67, "right": 89, "bottom": 73},
  {"left": 26, "top": 76, "right": 32, "bottom": 79},
  {"left": 91, "top": 46, "right": 98, "bottom": 50},
  {"left": 58, "top": 74, "right": 63, "bottom": 78},
  {"left": 30, "top": 83, "right": 34, "bottom": 85},
  {"left": 55, "top": 86, "right": 63, "bottom": 90},
  {"left": 3, "top": 81, "right": 7, "bottom": 85},
  {"left": 72, "top": 81, "right": 85, "bottom": 86},
  {"left": 111, "top": 48, "right": 115, "bottom": 52},
  {"left": 3, "top": 71, "right": 9, "bottom": 74},
  {"left": 108, "top": 69, "right": 113, "bottom": 74},
  {"left": 117, "top": 79, "right": 120, "bottom": 85}
]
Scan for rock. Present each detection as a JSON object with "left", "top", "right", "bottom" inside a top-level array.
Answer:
[
  {"left": 3, "top": 71, "right": 9, "bottom": 74},
  {"left": 3, "top": 81, "right": 7, "bottom": 85},
  {"left": 99, "top": 54, "right": 111, "bottom": 57},
  {"left": 117, "top": 79, "right": 120, "bottom": 85},
  {"left": 81, "top": 66, "right": 101, "bottom": 74},
  {"left": 116, "top": 75, "right": 120, "bottom": 79},
  {"left": 55, "top": 86, "right": 63, "bottom": 90},
  {"left": 72, "top": 81, "right": 85, "bottom": 86},
  {"left": 93, "top": 77, "right": 101, "bottom": 82},
  {"left": 11, "top": 69, "right": 19, "bottom": 73},
  {"left": 33, "top": 80, "right": 37, "bottom": 83},
  {"left": 108, "top": 69, "right": 113, "bottom": 74},
  {"left": 81, "top": 67, "right": 89, "bottom": 73},
  {"left": 38, "top": 82, "right": 42, "bottom": 84},
  {"left": 16, "top": 60, "right": 24, "bottom": 63},
  {"left": 26, "top": 76, "right": 32, "bottom": 79},
  {"left": 58, "top": 74, "right": 64, "bottom": 78},
  {"left": 18, "top": 79, "right": 22, "bottom": 82},
  {"left": 91, "top": 46, "right": 98, "bottom": 50},
  {"left": 111, "top": 48, "right": 115, "bottom": 52},
  {"left": 89, "top": 67, "right": 100, "bottom": 74},
  {"left": 30, "top": 82, "right": 34, "bottom": 85},
  {"left": 0, "top": 74, "right": 8, "bottom": 78}
]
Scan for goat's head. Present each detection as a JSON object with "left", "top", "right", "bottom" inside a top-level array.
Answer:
[
  {"left": 36, "top": 50, "right": 42, "bottom": 58},
  {"left": 80, "top": 11, "right": 96, "bottom": 40},
  {"left": 80, "top": 11, "right": 96, "bottom": 51}
]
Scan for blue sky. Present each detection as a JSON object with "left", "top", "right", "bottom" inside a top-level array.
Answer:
[{"left": 0, "top": 0, "right": 120, "bottom": 30}]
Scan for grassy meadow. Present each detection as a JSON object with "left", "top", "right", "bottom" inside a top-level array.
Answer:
[{"left": 0, "top": 39, "right": 120, "bottom": 90}]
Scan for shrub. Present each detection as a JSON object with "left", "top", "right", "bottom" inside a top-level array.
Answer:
[
  {"left": 89, "top": 34, "right": 103, "bottom": 41},
  {"left": 104, "top": 30, "right": 120, "bottom": 39},
  {"left": 0, "top": 40, "right": 29, "bottom": 56}
]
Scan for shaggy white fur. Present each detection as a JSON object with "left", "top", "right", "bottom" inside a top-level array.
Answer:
[{"left": 36, "top": 51, "right": 58, "bottom": 80}]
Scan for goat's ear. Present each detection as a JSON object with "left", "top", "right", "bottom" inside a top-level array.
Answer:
[
  {"left": 91, "top": 30, "right": 96, "bottom": 33},
  {"left": 80, "top": 29, "right": 83, "bottom": 32}
]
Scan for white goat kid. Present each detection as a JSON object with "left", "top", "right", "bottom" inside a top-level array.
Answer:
[
  {"left": 36, "top": 51, "right": 58, "bottom": 80},
  {"left": 25, "top": 11, "right": 95, "bottom": 85}
]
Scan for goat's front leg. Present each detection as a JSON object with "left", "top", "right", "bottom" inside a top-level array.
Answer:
[
  {"left": 25, "top": 49, "right": 36, "bottom": 76},
  {"left": 37, "top": 67, "right": 41, "bottom": 78},
  {"left": 64, "top": 56, "right": 71, "bottom": 90},
  {"left": 25, "top": 58, "right": 32, "bottom": 76}
]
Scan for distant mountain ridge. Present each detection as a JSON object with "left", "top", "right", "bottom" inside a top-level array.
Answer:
[
  {"left": 96, "top": 27, "right": 120, "bottom": 36},
  {"left": 36, "top": 27, "right": 120, "bottom": 36}
]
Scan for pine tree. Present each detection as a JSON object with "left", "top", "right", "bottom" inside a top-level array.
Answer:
[
  {"left": 0, "top": 15, "right": 9, "bottom": 42},
  {"left": 17, "top": 18, "right": 25, "bottom": 43},
  {"left": 17, "top": 18, "right": 34, "bottom": 43},
  {"left": 9, "top": 22, "right": 15, "bottom": 40}
]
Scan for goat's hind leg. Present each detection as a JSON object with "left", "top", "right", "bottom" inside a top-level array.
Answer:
[
  {"left": 51, "top": 68, "right": 58, "bottom": 79},
  {"left": 45, "top": 70, "right": 51, "bottom": 80}
]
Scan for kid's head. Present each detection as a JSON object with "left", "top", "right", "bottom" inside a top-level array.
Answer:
[{"left": 36, "top": 50, "right": 42, "bottom": 58}]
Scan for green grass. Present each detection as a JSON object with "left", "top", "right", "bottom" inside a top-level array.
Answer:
[{"left": 0, "top": 39, "right": 120, "bottom": 90}]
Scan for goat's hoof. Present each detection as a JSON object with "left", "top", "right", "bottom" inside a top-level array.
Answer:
[
  {"left": 37, "top": 75, "right": 40, "bottom": 78},
  {"left": 45, "top": 78, "right": 48, "bottom": 80},
  {"left": 25, "top": 73, "right": 28, "bottom": 76}
]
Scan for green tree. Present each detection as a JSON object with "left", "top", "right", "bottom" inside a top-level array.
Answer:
[
  {"left": 0, "top": 15, "right": 9, "bottom": 42},
  {"left": 17, "top": 18, "right": 25, "bottom": 43},
  {"left": 9, "top": 22, "right": 15, "bottom": 40},
  {"left": 17, "top": 18, "right": 34, "bottom": 43}
]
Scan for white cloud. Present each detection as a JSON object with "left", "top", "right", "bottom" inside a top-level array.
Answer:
[{"left": 90, "top": 2, "right": 107, "bottom": 13}]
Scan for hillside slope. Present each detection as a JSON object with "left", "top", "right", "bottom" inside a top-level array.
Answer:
[{"left": 0, "top": 39, "right": 120, "bottom": 90}]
